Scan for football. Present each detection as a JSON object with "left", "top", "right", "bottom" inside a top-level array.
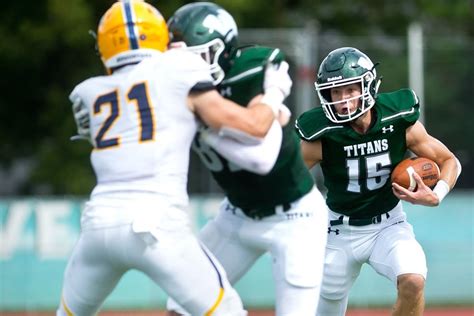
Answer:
[{"left": 391, "top": 157, "right": 440, "bottom": 191}]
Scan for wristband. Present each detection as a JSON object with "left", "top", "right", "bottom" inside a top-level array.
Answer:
[{"left": 433, "top": 179, "right": 450, "bottom": 203}]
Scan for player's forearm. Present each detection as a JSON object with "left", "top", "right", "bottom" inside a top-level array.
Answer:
[
  {"left": 438, "top": 156, "right": 461, "bottom": 190},
  {"left": 193, "top": 90, "right": 274, "bottom": 137},
  {"left": 243, "top": 103, "right": 275, "bottom": 137},
  {"left": 214, "top": 102, "right": 274, "bottom": 137}
]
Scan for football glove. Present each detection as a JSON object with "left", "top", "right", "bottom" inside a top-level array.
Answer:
[
  {"left": 70, "top": 97, "right": 91, "bottom": 143},
  {"left": 261, "top": 61, "right": 292, "bottom": 116}
]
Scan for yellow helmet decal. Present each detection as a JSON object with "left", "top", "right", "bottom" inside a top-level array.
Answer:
[{"left": 123, "top": 1, "right": 140, "bottom": 49}]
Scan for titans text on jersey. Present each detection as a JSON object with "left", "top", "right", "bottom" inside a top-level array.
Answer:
[{"left": 343, "top": 139, "right": 389, "bottom": 157}]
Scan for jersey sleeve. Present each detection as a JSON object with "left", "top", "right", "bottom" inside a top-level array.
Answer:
[
  {"left": 376, "top": 88, "right": 420, "bottom": 126},
  {"left": 69, "top": 80, "right": 90, "bottom": 103},
  {"left": 265, "top": 47, "right": 285, "bottom": 65},
  {"left": 295, "top": 107, "right": 339, "bottom": 141},
  {"left": 219, "top": 46, "right": 285, "bottom": 106},
  {"left": 69, "top": 86, "right": 80, "bottom": 103},
  {"left": 68, "top": 78, "right": 97, "bottom": 114},
  {"left": 224, "top": 46, "right": 285, "bottom": 80}
]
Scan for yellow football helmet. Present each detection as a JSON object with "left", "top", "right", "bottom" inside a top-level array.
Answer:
[{"left": 97, "top": 0, "right": 169, "bottom": 71}]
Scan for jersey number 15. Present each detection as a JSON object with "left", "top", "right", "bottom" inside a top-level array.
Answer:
[{"left": 346, "top": 153, "right": 392, "bottom": 193}]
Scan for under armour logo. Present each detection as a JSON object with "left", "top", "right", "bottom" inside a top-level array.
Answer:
[
  {"left": 328, "top": 227, "right": 340, "bottom": 235},
  {"left": 382, "top": 125, "right": 394, "bottom": 134},
  {"left": 220, "top": 86, "right": 232, "bottom": 97},
  {"left": 382, "top": 125, "right": 394, "bottom": 133}
]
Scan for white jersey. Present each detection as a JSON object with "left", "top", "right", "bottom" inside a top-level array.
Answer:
[{"left": 70, "top": 49, "right": 213, "bottom": 210}]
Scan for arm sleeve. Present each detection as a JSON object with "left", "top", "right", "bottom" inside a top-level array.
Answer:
[{"left": 201, "top": 120, "right": 282, "bottom": 175}]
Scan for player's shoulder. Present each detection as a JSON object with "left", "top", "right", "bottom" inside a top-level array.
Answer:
[
  {"left": 69, "top": 74, "right": 110, "bottom": 101},
  {"left": 375, "top": 88, "right": 420, "bottom": 124},
  {"left": 223, "top": 45, "right": 284, "bottom": 82},
  {"left": 295, "top": 107, "right": 344, "bottom": 141},
  {"left": 143, "top": 50, "right": 213, "bottom": 88}
]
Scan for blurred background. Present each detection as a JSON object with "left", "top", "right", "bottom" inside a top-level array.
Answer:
[{"left": 0, "top": 0, "right": 472, "bottom": 313}]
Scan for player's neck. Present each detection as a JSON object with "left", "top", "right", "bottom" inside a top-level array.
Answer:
[{"left": 350, "top": 110, "right": 374, "bottom": 135}]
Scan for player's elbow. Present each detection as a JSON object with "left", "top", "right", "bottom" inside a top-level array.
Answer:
[
  {"left": 455, "top": 157, "right": 462, "bottom": 179},
  {"left": 252, "top": 125, "right": 270, "bottom": 138}
]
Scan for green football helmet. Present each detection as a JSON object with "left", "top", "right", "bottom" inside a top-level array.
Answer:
[
  {"left": 315, "top": 47, "right": 381, "bottom": 123},
  {"left": 168, "top": 2, "right": 238, "bottom": 84}
]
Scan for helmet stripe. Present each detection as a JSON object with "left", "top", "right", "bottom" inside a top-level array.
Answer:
[{"left": 122, "top": 1, "right": 139, "bottom": 49}]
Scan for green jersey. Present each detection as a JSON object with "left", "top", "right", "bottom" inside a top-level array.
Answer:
[
  {"left": 193, "top": 46, "right": 314, "bottom": 214},
  {"left": 295, "top": 89, "right": 420, "bottom": 218}
]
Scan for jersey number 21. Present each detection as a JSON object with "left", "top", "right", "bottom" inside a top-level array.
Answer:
[{"left": 94, "top": 82, "right": 154, "bottom": 149}]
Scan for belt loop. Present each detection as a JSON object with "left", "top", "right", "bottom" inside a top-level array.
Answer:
[
  {"left": 342, "top": 216, "right": 349, "bottom": 225},
  {"left": 275, "top": 205, "right": 284, "bottom": 215},
  {"left": 372, "top": 214, "right": 381, "bottom": 224}
]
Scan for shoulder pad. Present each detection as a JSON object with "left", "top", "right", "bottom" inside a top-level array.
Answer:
[
  {"left": 160, "top": 49, "right": 214, "bottom": 88},
  {"left": 223, "top": 46, "right": 284, "bottom": 83},
  {"left": 376, "top": 89, "right": 420, "bottom": 125},
  {"left": 295, "top": 107, "right": 344, "bottom": 141},
  {"left": 69, "top": 74, "right": 107, "bottom": 103}
]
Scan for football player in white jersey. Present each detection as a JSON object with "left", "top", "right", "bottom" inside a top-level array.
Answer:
[{"left": 56, "top": 1, "right": 292, "bottom": 315}]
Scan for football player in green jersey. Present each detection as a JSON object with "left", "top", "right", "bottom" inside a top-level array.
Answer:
[
  {"left": 295, "top": 47, "right": 462, "bottom": 316},
  {"left": 166, "top": 3, "right": 328, "bottom": 316}
]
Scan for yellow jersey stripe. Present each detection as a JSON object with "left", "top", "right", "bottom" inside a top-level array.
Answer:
[
  {"left": 62, "top": 296, "right": 74, "bottom": 316},
  {"left": 205, "top": 287, "right": 225, "bottom": 316},
  {"left": 200, "top": 245, "right": 226, "bottom": 315}
]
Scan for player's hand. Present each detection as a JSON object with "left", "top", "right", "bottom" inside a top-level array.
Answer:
[
  {"left": 71, "top": 97, "right": 92, "bottom": 143},
  {"left": 264, "top": 61, "right": 292, "bottom": 99},
  {"left": 392, "top": 172, "right": 440, "bottom": 206},
  {"left": 261, "top": 61, "right": 292, "bottom": 117}
]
